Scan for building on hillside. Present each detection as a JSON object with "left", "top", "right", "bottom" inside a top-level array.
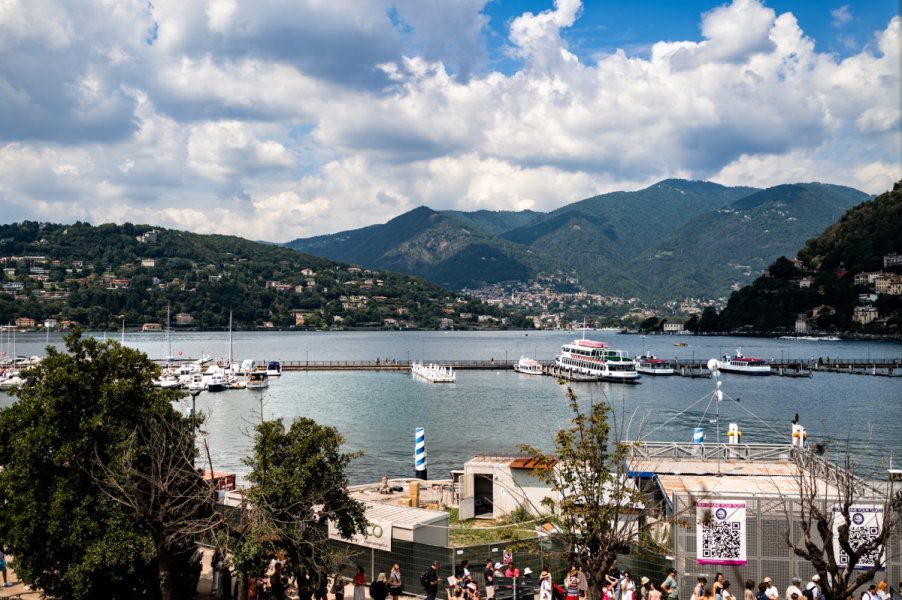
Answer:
[
  {"left": 852, "top": 305, "right": 879, "bottom": 325},
  {"left": 884, "top": 253, "right": 902, "bottom": 268},
  {"left": 142, "top": 322, "right": 162, "bottom": 332},
  {"left": 136, "top": 230, "right": 159, "bottom": 244},
  {"left": 15, "top": 316, "right": 36, "bottom": 329},
  {"left": 663, "top": 322, "right": 683, "bottom": 333},
  {"left": 174, "top": 313, "right": 193, "bottom": 326},
  {"left": 140, "top": 259, "right": 156, "bottom": 268},
  {"left": 799, "top": 276, "right": 815, "bottom": 289}
]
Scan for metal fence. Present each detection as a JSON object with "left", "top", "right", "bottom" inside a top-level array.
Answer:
[
  {"left": 672, "top": 493, "right": 902, "bottom": 599},
  {"left": 327, "top": 536, "right": 673, "bottom": 598}
]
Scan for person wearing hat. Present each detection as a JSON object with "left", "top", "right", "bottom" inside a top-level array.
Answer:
[
  {"left": 763, "top": 578, "right": 778, "bottom": 600},
  {"left": 640, "top": 577, "right": 651, "bottom": 600},
  {"left": 786, "top": 577, "right": 803, "bottom": 600},
  {"left": 804, "top": 576, "right": 822, "bottom": 600},
  {"left": 566, "top": 568, "right": 581, "bottom": 600},
  {"left": 540, "top": 567, "right": 553, "bottom": 600}
]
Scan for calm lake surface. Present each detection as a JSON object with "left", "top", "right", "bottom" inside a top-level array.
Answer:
[{"left": 3, "top": 330, "right": 900, "bottom": 484}]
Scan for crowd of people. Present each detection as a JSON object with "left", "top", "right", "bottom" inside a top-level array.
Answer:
[{"left": 202, "top": 548, "right": 900, "bottom": 600}]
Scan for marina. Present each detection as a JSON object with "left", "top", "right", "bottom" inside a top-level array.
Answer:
[{"left": 1, "top": 330, "right": 899, "bottom": 486}]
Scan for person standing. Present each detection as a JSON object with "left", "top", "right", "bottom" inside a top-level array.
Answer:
[
  {"left": 661, "top": 569, "right": 679, "bottom": 600},
  {"left": 620, "top": 572, "right": 636, "bottom": 600},
  {"left": 353, "top": 566, "right": 368, "bottom": 600},
  {"left": 333, "top": 565, "right": 347, "bottom": 600},
  {"left": 763, "top": 577, "right": 778, "bottom": 600},
  {"left": 371, "top": 571, "right": 389, "bottom": 600},
  {"left": 425, "top": 561, "right": 440, "bottom": 600},
  {"left": 640, "top": 577, "right": 651, "bottom": 600},
  {"left": 648, "top": 583, "right": 662, "bottom": 600},
  {"left": 271, "top": 562, "right": 289, "bottom": 600},
  {"left": 484, "top": 559, "right": 496, "bottom": 600},
  {"left": 786, "top": 578, "right": 803, "bottom": 600},
  {"left": 540, "top": 568, "right": 553, "bottom": 600},
  {"left": 722, "top": 581, "right": 734, "bottom": 600},
  {"left": 566, "top": 568, "right": 581, "bottom": 600},
  {"left": 712, "top": 574, "right": 724, "bottom": 600},
  {"left": 220, "top": 560, "right": 233, "bottom": 600},
  {"left": 693, "top": 577, "right": 707, "bottom": 600},
  {"left": 211, "top": 547, "right": 224, "bottom": 595},
  {"left": 0, "top": 546, "right": 10, "bottom": 587},
  {"left": 388, "top": 564, "right": 403, "bottom": 600},
  {"left": 804, "top": 576, "right": 821, "bottom": 600},
  {"left": 744, "top": 581, "right": 756, "bottom": 600},
  {"left": 505, "top": 563, "right": 520, "bottom": 579}
]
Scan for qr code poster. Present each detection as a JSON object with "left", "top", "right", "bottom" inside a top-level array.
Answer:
[
  {"left": 832, "top": 504, "right": 885, "bottom": 570},
  {"left": 696, "top": 500, "right": 747, "bottom": 565}
]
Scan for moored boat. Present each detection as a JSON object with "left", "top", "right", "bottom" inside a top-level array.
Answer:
[
  {"left": 635, "top": 353, "right": 675, "bottom": 376},
  {"left": 716, "top": 348, "right": 771, "bottom": 375},
  {"left": 265, "top": 360, "right": 282, "bottom": 377},
  {"left": 411, "top": 361, "right": 456, "bottom": 383},
  {"left": 246, "top": 368, "right": 269, "bottom": 390},
  {"left": 513, "top": 356, "right": 543, "bottom": 375},
  {"left": 554, "top": 338, "right": 640, "bottom": 383}
]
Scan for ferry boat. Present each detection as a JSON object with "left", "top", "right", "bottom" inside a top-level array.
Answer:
[
  {"left": 635, "top": 353, "right": 675, "bottom": 376},
  {"left": 716, "top": 348, "right": 771, "bottom": 375},
  {"left": 411, "top": 362, "right": 456, "bottom": 383},
  {"left": 554, "top": 339, "right": 640, "bottom": 383},
  {"left": 513, "top": 356, "right": 543, "bottom": 375}
]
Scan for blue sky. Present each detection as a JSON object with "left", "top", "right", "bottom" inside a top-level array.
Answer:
[{"left": 0, "top": 0, "right": 898, "bottom": 241}]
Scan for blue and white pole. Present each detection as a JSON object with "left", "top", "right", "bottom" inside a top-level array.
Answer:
[
  {"left": 693, "top": 427, "right": 705, "bottom": 444},
  {"left": 415, "top": 427, "right": 427, "bottom": 480}
]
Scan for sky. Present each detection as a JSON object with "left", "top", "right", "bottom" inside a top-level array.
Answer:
[{"left": 0, "top": 0, "right": 898, "bottom": 243}]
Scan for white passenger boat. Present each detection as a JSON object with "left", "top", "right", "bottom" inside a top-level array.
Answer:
[
  {"left": 411, "top": 361, "right": 456, "bottom": 383},
  {"left": 513, "top": 356, "right": 543, "bottom": 375},
  {"left": 635, "top": 352, "right": 675, "bottom": 376},
  {"left": 716, "top": 348, "right": 771, "bottom": 375},
  {"left": 554, "top": 338, "right": 640, "bottom": 382},
  {"left": 202, "top": 366, "right": 227, "bottom": 391}
]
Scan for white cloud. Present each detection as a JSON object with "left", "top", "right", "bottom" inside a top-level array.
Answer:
[
  {"left": 831, "top": 5, "right": 853, "bottom": 28},
  {"left": 0, "top": 0, "right": 897, "bottom": 243}
]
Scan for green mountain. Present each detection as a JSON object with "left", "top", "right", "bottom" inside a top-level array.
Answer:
[
  {"left": 0, "top": 222, "right": 527, "bottom": 330},
  {"left": 282, "top": 179, "right": 875, "bottom": 302},
  {"left": 631, "top": 183, "right": 871, "bottom": 298},
  {"left": 441, "top": 209, "right": 543, "bottom": 236},
  {"left": 717, "top": 181, "right": 902, "bottom": 332},
  {"left": 285, "top": 207, "right": 549, "bottom": 289}
]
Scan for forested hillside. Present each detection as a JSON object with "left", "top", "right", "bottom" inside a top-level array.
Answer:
[
  {"left": 717, "top": 182, "right": 902, "bottom": 333},
  {"left": 0, "top": 222, "right": 525, "bottom": 330}
]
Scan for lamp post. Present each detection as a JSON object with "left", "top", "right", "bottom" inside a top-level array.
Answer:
[{"left": 189, "top": 390, "right": 201, "bottom": 467}]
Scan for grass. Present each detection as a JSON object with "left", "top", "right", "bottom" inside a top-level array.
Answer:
[{"left": 446, "top": 507, "right": 546, "bottom": 548}]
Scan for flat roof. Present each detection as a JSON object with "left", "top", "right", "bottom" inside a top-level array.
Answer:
[{"left": 363, "top": 502, "right": 448, "bottom": 529}]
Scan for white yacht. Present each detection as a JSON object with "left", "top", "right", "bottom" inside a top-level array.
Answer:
[
  {"left": 554, "top": 338, "right": 640, "bottom": 382},
  {"left": 513, "top": 356, "right": 544, "bottom": 375},
  {"left": 716, "top": 348, "right": 772, "bottom": 375}
]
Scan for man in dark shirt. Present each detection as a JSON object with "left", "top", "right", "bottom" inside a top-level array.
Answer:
[
  {"left": 426, "top": 561, "right": 441, "bottom": 600},
  {"left": 484, "top": 559, "right": 496, "bottom": 599}
]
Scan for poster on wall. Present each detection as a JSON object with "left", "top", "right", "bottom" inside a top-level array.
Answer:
[
  {"left": 329, "top": 519, "right": 392, "bottom": 552},
  {"left": 696, "top": 499, "right": 747, "bottom": 565},
  {"left": 832, "top": 504, "right": 885, "bottom": 570}
]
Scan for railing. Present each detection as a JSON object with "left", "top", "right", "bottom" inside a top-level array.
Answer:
[{"left": 625, "top": 441, "right": 795, "bottom": 462}]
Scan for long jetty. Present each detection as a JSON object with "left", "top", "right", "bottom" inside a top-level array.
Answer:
[{"left": 253, "top": 358, "right": 900, "bottom": 377}]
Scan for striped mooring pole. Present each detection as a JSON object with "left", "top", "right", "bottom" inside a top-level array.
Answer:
[
  {"left": 415, "top": 427, "right": 427, "bottom": 480},
  {"left": 693, "top": 427, "right": 705, "bottom": 444}
]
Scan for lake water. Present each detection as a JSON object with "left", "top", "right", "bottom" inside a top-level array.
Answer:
[{"left": 2, "top": 330, "right": 900, "bottom": 484}]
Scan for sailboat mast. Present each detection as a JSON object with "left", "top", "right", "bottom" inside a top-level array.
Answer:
[
  {"left": 166, "top": 306, "right": 173, "bottom": 365},
  {"left": 228, "top": 311, "right": 233, "bottom": 365}
]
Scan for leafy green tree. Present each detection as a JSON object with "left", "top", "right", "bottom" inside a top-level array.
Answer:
[
  {"left": 232, "top": 418, "right": 367, "bottom": 585},
  {"left": 698, "top": 306, "right": 721, "bottom": 332},
  {"left": 0, "top": 331, "right": 206, "bottom": 600},
  {"left": 519, "top": 387, "right": 645, "bottom": 600}
]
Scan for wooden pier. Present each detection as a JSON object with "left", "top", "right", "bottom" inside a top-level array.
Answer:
[{"left": 156, "top": 358, "right": 900, "bottom": 377}]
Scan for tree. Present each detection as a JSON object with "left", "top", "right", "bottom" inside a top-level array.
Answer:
[
  {"left": 519, "top": 387, "right": 645, "bottom": 600},
  {"left": 232, "top": 418, "right": 368, "bottom": 586},
  {"left": 0, "top": 331, "right": 206, "bottom": 599},
  {"left": 783, "top": 447, "right": 901, "bottom": 600}
]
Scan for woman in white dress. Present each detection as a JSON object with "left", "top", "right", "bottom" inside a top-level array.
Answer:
[
  {"left": 620, "top": 572, "right": 636, "bottom": 600},
  {"left": 540, "top": 568, "right": 553, "bottom": 600}
]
